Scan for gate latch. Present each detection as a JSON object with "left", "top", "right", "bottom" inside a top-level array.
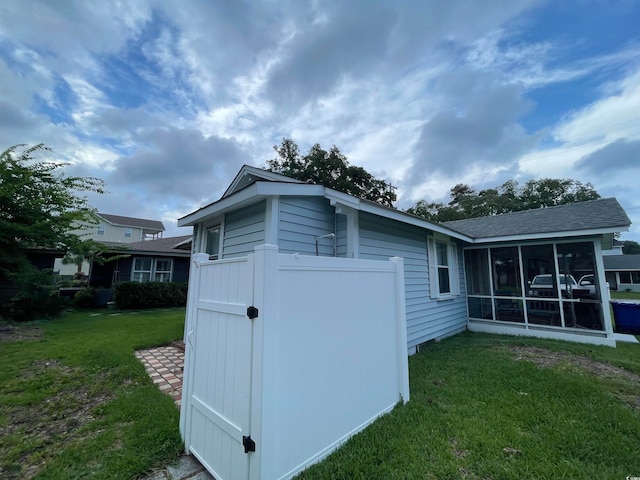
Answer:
[
  {"left": 242, "top": 435, "right": 256, "bottom": 453},
  {"left": 247, "top": 306, "right": 259, "bottom": 319}
]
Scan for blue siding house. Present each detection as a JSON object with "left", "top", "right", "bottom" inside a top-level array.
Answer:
[{"left": 179, "top": 165, "right": 632, "bottom": 349}]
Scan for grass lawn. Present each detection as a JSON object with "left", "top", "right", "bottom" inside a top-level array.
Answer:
[
  {"left": 2, "top": 309, "right": 639, "bottom": 479},
  {"left": 611, "top": 290, "right": 640, "bottom": 301},
  {"left": 298, "top": 333, "right": 640, "bottom": 480},
  {"left": 0, "top": 308, "right": 186, "bottom": 479}
]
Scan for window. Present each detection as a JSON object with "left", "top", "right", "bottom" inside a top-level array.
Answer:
[
  {"left": 465, "top": 241, "right": 604, "bottom": 331},
  {"left": 619, "top": 272, "right": 632, "bottom": 284},
  {"left": 124, "top": 228, "right": 132, "bottom": 238},
  {"left": 428, "top": 237, "right": 458, "bottom": 298},
  {"left": 97, "top": 224, "right": 105, "bottom": 235},
  {"left": 131, "top": 258, "right": 173, "bottom": 283},
  {"left": 154, "top": 259, "right": 172, "bottom": 282},
  {"left": 132, "top": 258, "right": 152, "bottom": 282},
  {"left": 206, "top": 225, "right": 221, "bottom": 259}
]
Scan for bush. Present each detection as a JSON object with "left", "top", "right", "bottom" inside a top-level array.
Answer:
[
  {"left": 73, "top": 287, "right": 97, "bottom": 308},
  {"left": 113, "top": 282, "right": 188, "bottom": 309},
  {"left": 5, "top": 285, "right": 64, "bottom": 321}
]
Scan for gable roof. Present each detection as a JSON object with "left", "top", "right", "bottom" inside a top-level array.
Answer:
[
  {"left": 222, "top": 165, "right": 305, "bottom": 198},
  {"left": 111, "top": 235, "right": 191, "bottom": 256},
  {"left": 179, "top": 166, "right": 631, "bottom": 245},
  {"left": 443, "top": 198, "right": 631, "bottom": 242},
  {"left": 98, "top": 213, "right": 165, "bottom": 232},
  {"left": 603, "top": 254, "right": 640, "bottom": 271}
]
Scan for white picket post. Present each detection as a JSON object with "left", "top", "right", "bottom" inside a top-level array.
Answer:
[{"left": 390, "top": 256, "right": 410, "bottom": 403}]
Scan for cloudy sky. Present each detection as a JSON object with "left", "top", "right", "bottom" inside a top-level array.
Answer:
[{"left": 1, "top": 0, "right": 639, "bottom": 240}]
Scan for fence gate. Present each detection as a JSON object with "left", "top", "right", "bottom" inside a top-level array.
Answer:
[{"left": 180, "top": 254, "right": 256, "bottom": 480}]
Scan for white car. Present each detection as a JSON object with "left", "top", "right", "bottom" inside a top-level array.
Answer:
[
  {"left": 528, "top": 274, "right": 591, "bottom": 298},
  {"left": 578, "top": 274, "right": 597, "bottom": 297}
]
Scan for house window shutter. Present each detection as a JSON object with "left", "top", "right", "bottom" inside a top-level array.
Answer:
[{"left": 427, "top": 237, "right": 438, "bottom": 299}]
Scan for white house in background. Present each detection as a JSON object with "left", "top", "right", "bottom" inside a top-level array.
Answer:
[
  {"left": 80, "top": 213, "right": 165, "bottom": 243},
  {"left": 55, "top": 213, "right": 165, "bottom": 277},
  {"left": 604, "top": 254, "right": 640, "bottom": 292}
]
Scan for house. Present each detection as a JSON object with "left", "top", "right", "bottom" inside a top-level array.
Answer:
[
  {"left": 84, "top": 212, "right": 165, "bottom": 242},
  {"left": 90, "top": 235, "right": 192, "bottom": 288},
  {"left": 603, "top": 254, "right": 640, "bottom": 292},
  {"left": 55, "top": 213, "right": 166, "bottom": 278},
  {"left": 177, "top": 165, "right": 632, "bottom": 480},
  {"left": 178, "top": 165, "right": 632, "bottom": 349}
]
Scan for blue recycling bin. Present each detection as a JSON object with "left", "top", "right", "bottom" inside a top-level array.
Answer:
[{"left": 611, "top": 301, "right": 640, "bottom": 333}]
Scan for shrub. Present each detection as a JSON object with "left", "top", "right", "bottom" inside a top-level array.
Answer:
[
  {"left": 5, "top": 285, "right": 64, "bottom": 321},
  {"left": 113, "top": 282, "right": 188, "bottom": 309},
  {"left": 73, "top": 287, "right": 97, "bottom": 308}
]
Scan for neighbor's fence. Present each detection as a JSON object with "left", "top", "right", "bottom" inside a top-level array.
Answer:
[{"left": 180, "top": 245, "right": 409, "bottom": 480}]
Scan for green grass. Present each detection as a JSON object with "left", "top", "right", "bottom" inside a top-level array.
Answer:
[
  {"left": 611, "top": 290, "right": 640, "bottom": 300},
  {"left": 0, "top": 308, "right": 186, "bottom": 479},
  {"left": 297, "top": 333, "right": 640, "bottom": 480},
  {"left": 3, "top": 310, "right": 640, "bottom": 480}
]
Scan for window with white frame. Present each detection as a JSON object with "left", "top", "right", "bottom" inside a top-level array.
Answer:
[
  {"left": 132, "top": 258, "right": 152, "bottom": 282},
  {"left": 428, "top": 237, "right": 458, "bottom": 298},
  {"left": 206, "top": 225, "right": 221, "bottom": 260},
  {"left": 124, "top": 227, "right": 132, "bottom": 238},
  {"left": 97, "top": 224, "right": 105, "bottom": 235},
  {"left": 154, "top": 259, "right": 172, "bottom": 282},
  {"left": 131, "top": 258, "right": 173, "bottom": 283}
]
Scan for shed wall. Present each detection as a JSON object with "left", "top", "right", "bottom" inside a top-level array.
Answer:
[
  {"left": 278, "top": 197, "right": 336, "bottom": 256},
  {"left": 223, "top": 201, "right": 266, "bottom": 258},
  {"left": 358, "top": 213, "right": 467, "bottom": 348}
]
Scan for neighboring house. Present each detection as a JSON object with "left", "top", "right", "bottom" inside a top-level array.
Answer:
[
  {"left": 178, "top": 165, "right": 631, "bottom": 348},
  {"left": 55, "top": 213, "right": 166, "bottom": 278},
  {"left": 90, "top": 235, "right": 192, "bottom": 288},
  {"left": 603, "top": 254, "right": 640, "bottom": 292},
  {"left": 84, "top": 213, "right": 165, "bottom": 243}
]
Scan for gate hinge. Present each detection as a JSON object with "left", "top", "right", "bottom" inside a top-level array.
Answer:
[
  {"left": 242, "top": 435, "right": 256, "bottom": 453},
  {"left": 247, "top": 306, "right": 259, "bottom": 319}
]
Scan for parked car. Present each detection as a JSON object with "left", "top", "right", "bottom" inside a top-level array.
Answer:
[
  {"left": 528, "top": 274, "right": 591, "bottom": 298},
  {"left": 578, "top": 274, "right": 597, "bottom": 297}
]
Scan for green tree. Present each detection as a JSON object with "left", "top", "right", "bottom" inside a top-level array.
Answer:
[
  {"left": 622, "top": 240, "right": 640, "bottom": 254},
  {"left": 0, "top": 144, "right": 105, "bottom": 317},
  {"left": 407, "top": 178, "right": 600, "bottom": 222},
  {"left": 267, "top": 138, "right": 397, "bottom": 207}
]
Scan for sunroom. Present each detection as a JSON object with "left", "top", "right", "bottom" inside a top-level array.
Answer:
[{"left": 444, "top": 198, "right": 632, "bottom": 347}]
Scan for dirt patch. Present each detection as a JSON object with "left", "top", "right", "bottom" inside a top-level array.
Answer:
[
  {"left": 506, "top": 345, "right": 640, "bottom": 410},
  {"left": 0, "top": 360, "right": 114, "bottom": 479},
  {"left": 0, "top": 324, "right": 43, "bottom": 343}
]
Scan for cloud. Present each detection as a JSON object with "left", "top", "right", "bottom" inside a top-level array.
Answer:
[
  {"left": 576, "top": 138, "right": 640, "bottom": 174},
  {"left": 407, "top": 72, "right": 538, "bottom": 188},
  {"left": 108, "top": 127, "right": 247, "bottom": 202}
]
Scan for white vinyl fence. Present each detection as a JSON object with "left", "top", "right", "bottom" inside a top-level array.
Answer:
[{"left": 180, "top": 245, "right": 409, "bottom": 480}]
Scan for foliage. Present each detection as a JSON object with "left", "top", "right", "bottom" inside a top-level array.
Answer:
[
  {"left": 114, "top": 282, "right": 188, "bottom": 309},
  {"left": 1, "top": 268, "right": 64, "bottom": 322},
  {"left": 267, "top": 138, "right": 397, "bottom": 207},
  {"left": 73, "top": 287, "right": 97, "bottom": 308},
  {"left": 62, "top": 239, "right": 130, "bottom": 285},
  {"left": 0, "top": 144, "right": 105, "bottom": 319},
  {"left": 0, "top": 309, "right": 185, "bottom": 479},
  {"left": 622, "top": 240, "right": 640, "bottom": 254},
  {"left": 407, "top": 178, "right": 601, "bottom": 222}
]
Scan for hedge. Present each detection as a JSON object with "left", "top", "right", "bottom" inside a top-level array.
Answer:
[{"left": 113, "top": 282, "right": 188, "bottom": 309}]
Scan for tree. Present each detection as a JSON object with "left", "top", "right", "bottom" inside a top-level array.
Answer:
[
  {"left": 267, "top": 138, "right": 397, "bottom": 207},
  {"left": 62, "top": 239, "right": 129, "bottom": 285},
  {"left": 622, "top": 240, "right": 640, "bottom": 255},
  {"left": 0, "top": 144, "right": 105, "bottom": 316},
  {"left": 407, "top": 178, "right": 600, "bottom": 222}
]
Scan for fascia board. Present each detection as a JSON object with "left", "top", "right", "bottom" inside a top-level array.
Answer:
[
  {"left": 222, "top": 165, "right": 305, "bottom": 198},
  {"left": 470, "top": 225, "right": 630, "bottom": 244},
  {"left": 178, "top": 182, "right": 326, "bottom": 227}
]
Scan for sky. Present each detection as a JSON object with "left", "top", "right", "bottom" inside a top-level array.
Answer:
[{"left": 1, "top": 0, "right": 639, "bottom": 241}]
